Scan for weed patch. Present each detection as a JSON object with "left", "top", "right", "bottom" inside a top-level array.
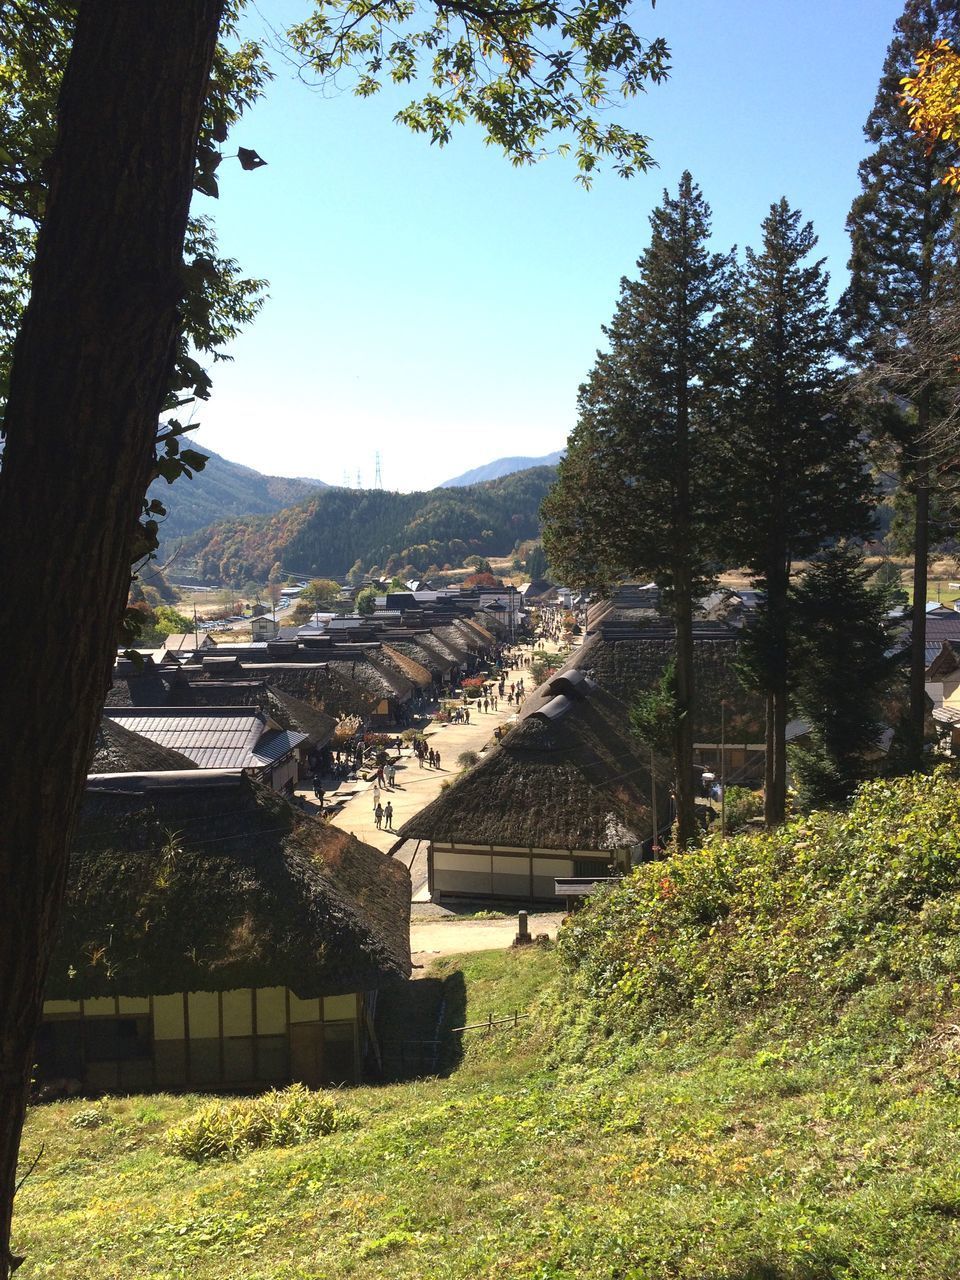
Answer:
[{"left": 165, "top": 1084, "right": 357, "bottom": 1162}]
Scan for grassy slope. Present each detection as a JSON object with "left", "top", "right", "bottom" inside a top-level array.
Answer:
[{"left": 17, "top": 773, "right": 960, "bottom": 1278}]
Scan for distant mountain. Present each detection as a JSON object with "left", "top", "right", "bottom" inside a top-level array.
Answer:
[
  {"left": 440, "top": 452, "right": 564, "bottom": 487},
  {"left": 151, "top": 444, "right": 329, "bottom": 550},
  {"left": 182, "top": 466, "right": 558, "bottom": 585}
]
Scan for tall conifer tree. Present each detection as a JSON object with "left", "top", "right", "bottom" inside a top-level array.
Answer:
[
  {"left": 840, "top": 0, "right": 960, "bottom": 764},
  {"left": 789, "top": 543, "right": 897, "bottom": 810},
  {"left": 727, "top": 200, "right": 873, "bottom": 826},
  {"left": 542, "top": 172, "right": 732, "bottom": 847}
]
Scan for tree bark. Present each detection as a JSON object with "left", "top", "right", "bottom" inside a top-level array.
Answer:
[{"left": 0, "top": 3, "right": 224, "bottom": 1273}]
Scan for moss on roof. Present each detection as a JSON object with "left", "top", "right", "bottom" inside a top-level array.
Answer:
[{"left": 49, "top": 774, "right": 411, "bottom": 1001}]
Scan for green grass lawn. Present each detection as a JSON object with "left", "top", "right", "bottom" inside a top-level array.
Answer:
[{"left": 12, "top": 943, "right": 960, "bottom": 1280}]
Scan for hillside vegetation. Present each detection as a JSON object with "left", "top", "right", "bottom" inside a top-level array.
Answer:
[
  {"left": 182, "top": 466, "right": 557, "bottom": 584},
  {"left": 151, "top": 445, "right": 327, "bottom": 552},
  {"left": 16, "top": 771, "right": 960, "bottom": 1278}
]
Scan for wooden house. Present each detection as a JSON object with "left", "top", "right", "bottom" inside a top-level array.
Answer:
[
  {"left": 398, "top": 671, "right": 651, "bottom": 903},
  {"left": 38, "top": 771, "right": 411, "bottom": 1092}
]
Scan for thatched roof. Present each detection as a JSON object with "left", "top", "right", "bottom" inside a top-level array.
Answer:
[
  {"left": 388, "top": 637, "right": 452, "bottom": 679},
  {"left": 326, "top": 655, "right": 412, "bottom": 704},
  {"left": 90, "top": 718, "right": 197, "bottom": 775},
  {"left": 380, "top": 644, "right": 433, "bottom": 690},
  {"left": 400, "top": 675, "right": 650, "bottom": 852},
  {"left": 412, "top": 633, "right": 460, "bottom": 672},
  {"left": 266, "top": 687, "right": 337, "bottom": 747},
  {"left": 237, "top": 664, "right": 378, "bottom": 721},
  {"left": 106, "top": 658, "right": 170, "bottom": 707},
  {"left": 49, "top": 772, "right": 411, "bottom": 1001},
  {"left": 560, "top": 626, "right": 763, "bottom": 742},
  {"left": 430, "top": 625, "right": 472, "bottom": 665},
  {"left": 457, "top": 616, "right": 497, "bottom": 647}
]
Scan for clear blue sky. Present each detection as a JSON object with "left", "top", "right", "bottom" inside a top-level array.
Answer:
[{"left": 194, "top": 0, "right": 904, "bottom": 491}]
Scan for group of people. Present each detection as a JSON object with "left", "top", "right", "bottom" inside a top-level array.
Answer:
[
  {"left": 373, "top": 798, "right": 394, "bottom": 830},
  {"left": 374, "top": 758, "right": 399, "bottom": 788},
  {"left": 413, "top": 738, "right": 442, "bottom": 770}
]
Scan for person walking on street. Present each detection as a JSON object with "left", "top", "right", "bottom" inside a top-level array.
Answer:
[
  {"left": 375, "top": 802, "right": 384, "bottom": 829},
  {"left": 434, "top": 750, "right": 442, "bottom": 770},
  {"left": 384, "top": 800, "right": 394, "bottom": 830},
  {"left": 387, "top": 763, "right": 397, "bottom": 788}
]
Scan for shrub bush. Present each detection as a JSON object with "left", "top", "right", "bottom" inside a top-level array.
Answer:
[
  {"left": 722, "top": 785, "right": 763, "bottom": 833},
  {"left": 457, "top": 750, "right": 480, "bottom": 768},
  {"left": 165, "top": 1084, "right": 358, "bottom": 1162},
  {"left": 557, "top": 767, "right": 960, "bottom": 1038}
]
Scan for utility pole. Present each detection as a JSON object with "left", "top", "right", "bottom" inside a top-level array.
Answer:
[{"left": 374, "top": 451, "right": 383, "bottom": 489}]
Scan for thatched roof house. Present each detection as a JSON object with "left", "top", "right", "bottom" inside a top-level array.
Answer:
[
  {"left": 40, "top": 772, "right": 411, "bottom": 1092},
  {"left": 380, "top": 643, "right": 433, "bottom": 692},
  {"left": 399, "top": 672, "right": 651, "bottom": 903}
]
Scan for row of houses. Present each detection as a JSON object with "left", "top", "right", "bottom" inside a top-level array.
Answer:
[
  {"left": 35, "top": 597, "right": 518, "bottom": 1094},
  {"left": 396, "top": 595, "right": 765, "bottom": 905}
]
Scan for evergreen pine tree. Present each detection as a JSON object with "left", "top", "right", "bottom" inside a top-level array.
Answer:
[
  {"left": 726, "top": 199, "right": 874, "bottom": 827},
  {"left": 542, "top": 172, "right": 733, "bottom": 847},
  {"left": 789, "top": 544, "right": 898, "bottom": 809},
  {"left": 840, "top": 0, "right": 960, "bottom": 765}
]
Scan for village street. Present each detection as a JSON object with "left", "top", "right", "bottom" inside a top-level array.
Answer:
[{"left": 295, "top": 633, "right": 572, "bottom": 960}]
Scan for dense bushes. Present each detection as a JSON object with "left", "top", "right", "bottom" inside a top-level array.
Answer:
[
  {"left": 558, "top": 768, "right": 960, "bottom": 1037},
  {"left": 165, "top": 1084, "right": 358, "bottom": 1162}
]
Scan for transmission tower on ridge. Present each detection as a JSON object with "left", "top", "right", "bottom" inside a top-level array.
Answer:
[
  {"left": 342, "top": 469, "right": 350, "bottom": 488},
  {"left": 356, "top": 468, "right": 362, "bottom": 489},
  {"left": 374, "top": 451, "right": 383, "bottom": 489}
]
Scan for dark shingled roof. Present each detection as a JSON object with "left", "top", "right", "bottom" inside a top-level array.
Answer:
[
  {"left": 48, "top": 772, "right": 411, "bottom": 1001},
  {"left": 400, "top": 677, "right": 651, "bottom": 852},
  {"left": 90, "top": 718, "right": 198, "bottom": 775}
]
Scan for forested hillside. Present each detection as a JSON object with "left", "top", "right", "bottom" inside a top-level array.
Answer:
[
  {"left": 152, "top": 445, "right": 328, "bottom": 550},
  {"left": 182, "top": 466, "right": 557, "bottom": 583}
]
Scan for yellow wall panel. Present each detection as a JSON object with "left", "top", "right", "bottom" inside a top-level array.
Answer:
[
  {"left": 83, "top": 997, "right": 116, "bottom": 1017},
  {"left": 118, "top": 997, "right": 150, "bottom": 1015},
  {"left": 289, "top": 993, "right": 321, "bottom": 1024},
  {"left": 43, "top": 1000, "right": 81, "bottom": 1015},
  {"left": 323, "top": 994, "right": 357, "bottom": 1021},
  {"left": 188, "top": 991, "right": 220, "bottom": 1039},
  {"left": 153, "top": 994, "right": 184, "bottom": 1040},
  {"left": 221, "top": 989, "right": 253, "bottom": 1037},
  {"left": 256, "top": 987, "right": 287, "bottom": 1035}
]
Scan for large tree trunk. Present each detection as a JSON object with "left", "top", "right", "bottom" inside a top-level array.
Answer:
[{"left": 0, "top": 4, "right": 224, "bottom": 1272}]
